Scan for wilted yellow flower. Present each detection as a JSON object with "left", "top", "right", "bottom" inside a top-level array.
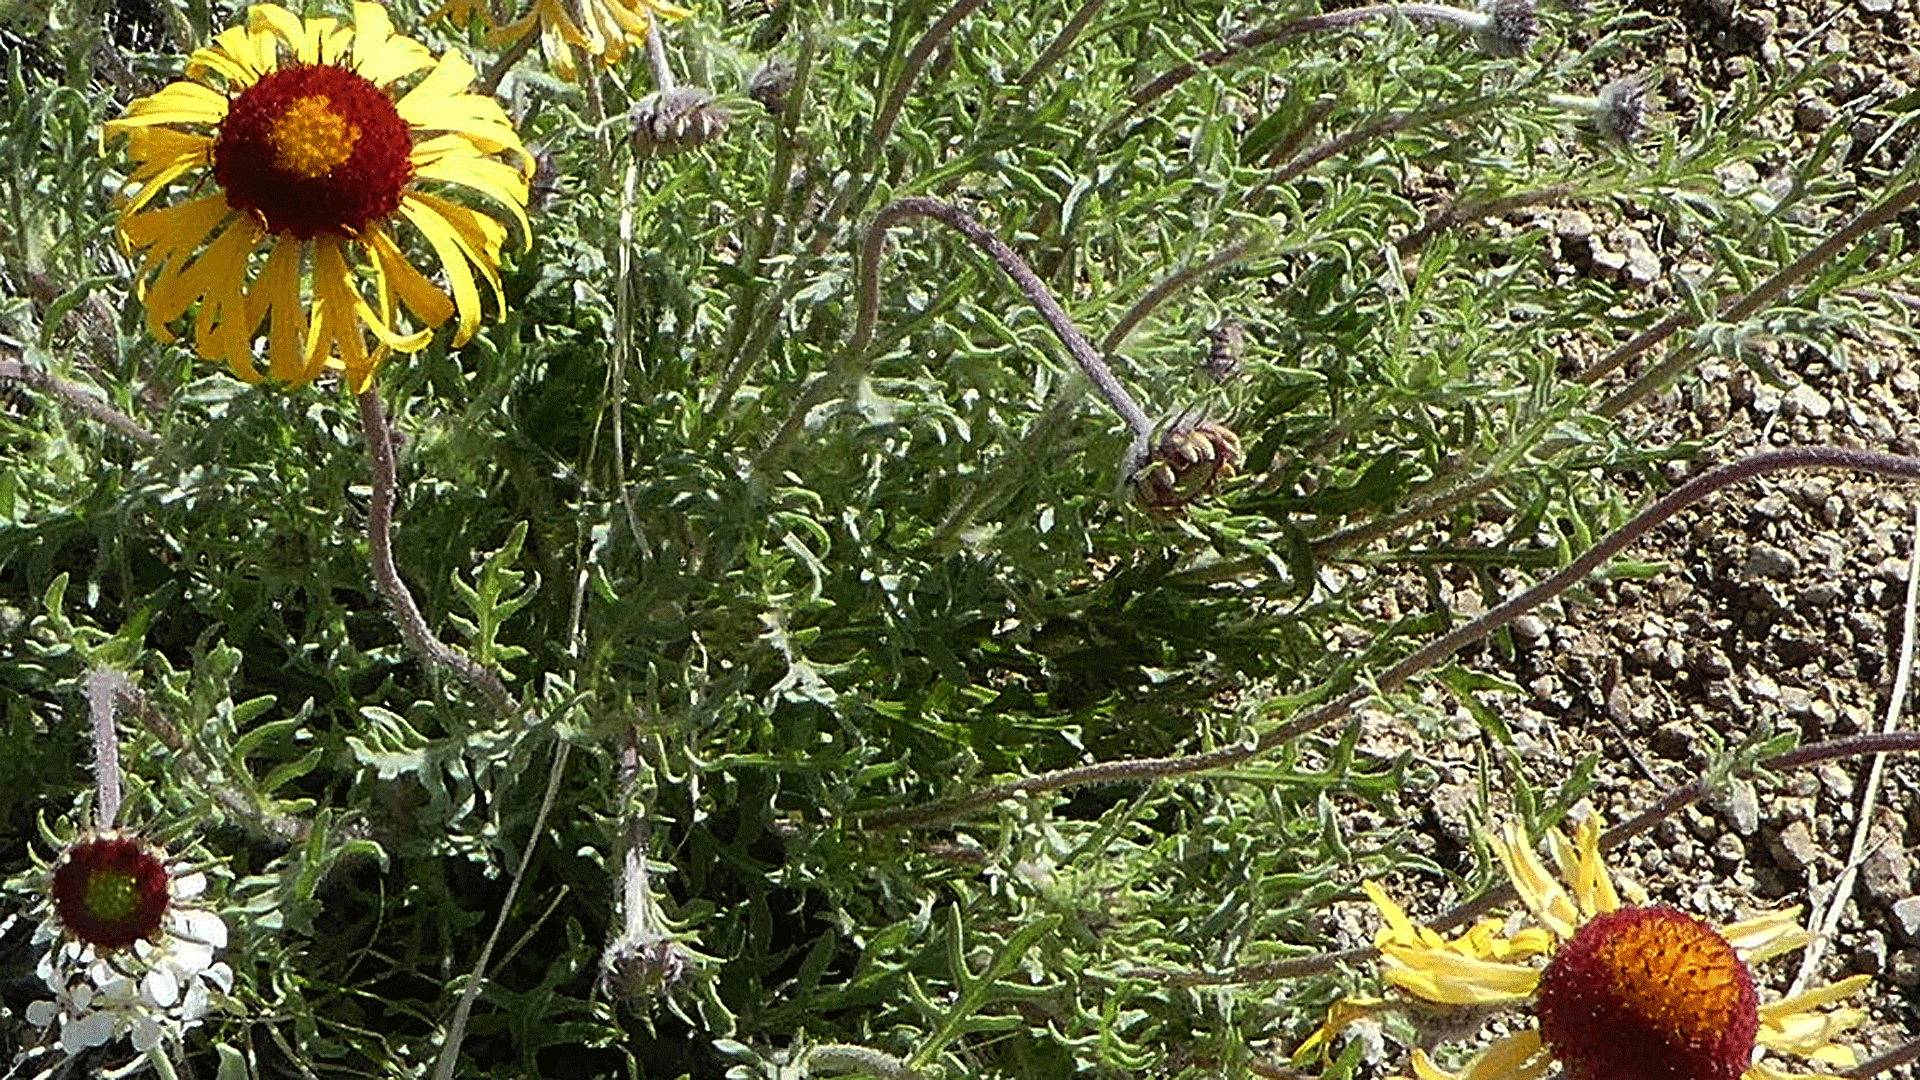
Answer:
[{"left": 105, "top": 2, "right": 532, "bottom": 389}]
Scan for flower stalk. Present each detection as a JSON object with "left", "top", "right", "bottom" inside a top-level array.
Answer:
[
  {"left": 857, "top": 446, "right": 1920, "bottom": 829},
  {"left": 357, "top": 386, "right": 514, "bottom": 715}
]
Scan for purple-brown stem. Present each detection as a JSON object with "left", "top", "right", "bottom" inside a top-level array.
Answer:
[
  {"left": 357, "top": 386, "right": 514, "bottom": 715},
  {"left": 857, "top": 447, "right": 1920, "bottom": 829},
  {"left": 1129, "top": 730, "right": 1920, "bottom": 989}
]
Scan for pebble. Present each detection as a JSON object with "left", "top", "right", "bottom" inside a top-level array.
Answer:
[
  {"left": 1717, "top": 778, "right": 1760, "bottom": 836},
  {"left": 1891, "top": 949, "right": 1920, "bottom": 990},
  {"left": 1894, "top": 897, "right": 1920, "bottom": 944},
  {"left": 1745, "top": 543, "right": 1800, "bottom": 579},
  {"left": 1862, "top": 838, "right": 1912, "bottom": 905},
  {"left": 1767, "top": 820, "right": 1821, "bottom": 875},
  {"left": 1787, "top": 383, "right": 1832, "bottom": 419}
]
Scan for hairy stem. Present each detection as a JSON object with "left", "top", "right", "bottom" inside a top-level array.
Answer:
[
  {"left": 84, "top": 669, "right": 129, "bottom": 831},
  {"left": 1100, "top": 236, "right": 1257, "bottom": 354},
  {"left": 477, "top": 20, "right": 539, "bottom": 97},
  {"left": 0, "top": 356, "right": 160, "bottom": 447},
  {"left": 1578, "top": 181, "right": 1920, "bottom": 398},
  {"left": 857, "top": 447, "right": 1920, "bottom": 828},
  {"left": 759, "top": 196, "right": 1157, "bottom": 475},
  {"left": 1019, "top": 0, "right": 1110, "bottom": 86},
  {"left": 357, "top": 386, "right": 514, "bottom": 716},
  {"left": 1126, "top": 5, "right": 1496, "bottom": 117}
]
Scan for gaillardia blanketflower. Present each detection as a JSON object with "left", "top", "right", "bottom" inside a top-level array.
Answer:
[
  {"left": 105, "top": 2, "right": 533, "bottom": 389},
  {"left": 1304, "top": 817, "right": 1871, "bottom": 1080},
  {"left": 28, "top": 834, "right": 232, "bottom": 1054},
  {"left": 492, "top": 0, "right": 691, "bottom": 82}
]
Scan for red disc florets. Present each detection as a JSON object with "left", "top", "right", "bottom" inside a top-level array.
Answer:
[
  {"left": 1535, "top": 905, "right": 1760, "bottom": 1080},
  {"left": 50, "top": 836, "right": 172, "bottom": 950},
  {"left": 214, "top": 63, "right": 414, "bottom": 239}
]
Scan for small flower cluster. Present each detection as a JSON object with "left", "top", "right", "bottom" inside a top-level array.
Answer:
[{"left": 24, "top": 835, "right": 232, "bottom": 1056}]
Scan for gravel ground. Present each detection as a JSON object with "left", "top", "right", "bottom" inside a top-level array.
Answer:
[{"left": 1314, "top": 0, "right": 1920, "bottom": 1073}]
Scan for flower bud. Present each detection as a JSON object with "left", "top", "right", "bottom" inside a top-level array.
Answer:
[{"left": 630, "top": 87, "right": 732, "bottom": 155}]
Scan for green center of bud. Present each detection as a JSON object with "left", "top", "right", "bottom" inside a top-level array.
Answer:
[{"left": 82, "top": 866, "right": 142, "bottom": 921}]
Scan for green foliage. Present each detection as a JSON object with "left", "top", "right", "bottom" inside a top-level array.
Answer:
[{"left": 1, "top": 0, "right": 1914, "bottom": 1077}]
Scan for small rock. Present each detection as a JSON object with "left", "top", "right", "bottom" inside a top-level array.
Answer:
[
  {"left": 1768, "top": 820, "right": 1821, "bottom": 875},
  {"left": 1862, "top": 839, "right": 1912, "bottom": 906},
  {"left": 1787, "top": 383, "right": 1832, "bottom": 419},
  {"left": 1891, "top": 949, "right": 1920, "bottom": 989},
  {"left": 1511, "top": 614, "right": 1548, "bottom": 642},
  {"left": 1894, "top": 897, "right": 1920, "bottom": 944},
  {"left": 1745, "top": 543, "right": 1800, "bottom": 579},
  {"left": 1716, "top": 778, "right": 1761, "bottom": 836},
  {"left": 1650, "top": 722, "right": 1693, "bottom": 759},
  {"left": 1850, "top": 929, "right": 1888, "bottom": 974},
  {"left": 1712, "top": 832, "right": 1745, "bottom": 866},
  {"left": 1794, "top": 98, "right": 1834, "bottom": 132}
]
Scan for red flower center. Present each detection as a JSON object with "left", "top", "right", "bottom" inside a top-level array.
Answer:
[
  {"left": 214, "top": 63, "right": 413, "bottom": 239},
  {"left": 51, "top": 837, "right": 171, "bottom": 950},
  {"left": 1535, "top": 906, "right": 1759, "bottom": 1080}
]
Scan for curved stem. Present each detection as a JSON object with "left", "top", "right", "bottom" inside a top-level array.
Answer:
[
  {"left": 758, "top": 196, "right": 1157, "bottom": 474},
  {"left": 0, "top": 356, "right": 159, "bottom": 447},
  {"left": 357, "top": 386, "right": 515, "bottom": 716},
  {"left": 855, "top": 447, "right": 1920, "bottom": 829},
  {"left": 1099, "top": 236, "right": 1257, "bottom": 355},
  {"left": 477, "top": 21, "right": 539, "bottom": 97},
  {"left": 1018, "top": 0, "right": 1110, "bottom": 87},
  {"left": 1131, "top": 730, "right": 1920, "bottom": 988},
  {"left": 1125, "top": 5, "right": 1488, "bottom": 118}
]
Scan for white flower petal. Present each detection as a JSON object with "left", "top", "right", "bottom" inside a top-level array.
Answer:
[
  {"left": 176, "top": 908, "right": 229, "bottom": 949},
  {"left": 144, "top": 966, "right": 181, "bottom": 1008},
  {"left": 130, "top": 1014, "right": 166, "bottom": 1052},
  {"left": 172, "top": 871, "right": 207, "bottom": 899},
  {"left": 61, "top": 1010, "right": 117, "bottom": 1052},
  {"left": 24, "top": 999, "right": 58, "bottom": 1027}
]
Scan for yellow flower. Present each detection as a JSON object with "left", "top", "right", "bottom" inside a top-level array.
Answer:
[
  {"left": 494, "top": 0, "right": 692, "bottom": 81},
  {"left": 104, "top": 2, "right": 533, "bottom": 390},
  {"left": 1307, "top": 817, "right": 1871, "bottom": 1080}
]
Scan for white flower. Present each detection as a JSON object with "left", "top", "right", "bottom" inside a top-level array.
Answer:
[{"left": 25, "top": 840, "right": 234, "bottom": 1061}]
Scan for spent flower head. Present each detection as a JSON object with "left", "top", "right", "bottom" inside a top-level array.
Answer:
[
  {"left": 104, "top": 2, "right": 533, "bottom": 390},
  {"left": 26, "top": 834, "right": 232, "bottom": 1056},
  {"left": 1548, "top": 71, "right": 1661, "bottom": 146},
  {"left": 1301, "top": 816, "right": 1872, "bottom": 1080}
]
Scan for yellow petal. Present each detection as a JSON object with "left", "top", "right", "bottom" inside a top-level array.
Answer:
[
  {"left": 1454, "top": 1028, "right": 1549, "bottom": 1080},
  {"left": 106, "top": 80, "right": 229, "bottom": 131},
  {"left": 1381, "top": 944, "right": 1539, "bottom": 1005},
  {"left": 1494, "top": 823, "right": 1577, "bottom": 939},
  {"left": 400, "top": 192, "right": 508, "bottom": 344},
  {"left": 114, "top": 127, "right": 214, "bottom": 216},
  {"left": 307, "top": 236, "right": 369, "bottom": 382},
  {"left": 183, "top": 220, "right": 266, "bottom": 370},
  {"left": 1726, "top": 908, "right": 1810, "bottom": 963},
  {"left": 250, "top": 238, "right": 306, "bottom": 382},
  {"left": 412, "top": 146, "right": 531, "bottom": 238},
  {"left": 366, "top": 226, "right": 455, "bottom": 330}
]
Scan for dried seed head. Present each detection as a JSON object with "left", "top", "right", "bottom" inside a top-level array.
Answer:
[
  {"left": 1132, "top": 420, "right": 1243, "bottom": 517},
  {"left": 749, "top": 59, "right": 795, "bottom": 115},
  {"left": 1594, "top": 71, "right": 1659, "bottom": 145},
  {"left": 602, "top": 935, "right": 693, "bottom": 1001},
  {"left": 630, "top": 87, "right": 732, "bottom": 154},
  {"left": 1474, "top": 0, "right": 1537, "bottom": 57}
]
